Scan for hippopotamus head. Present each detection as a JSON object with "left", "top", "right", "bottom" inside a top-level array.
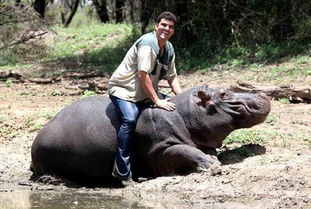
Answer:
[
  {"left": 197, "top": 87, "right": 271, "bottom": 129},
  {"left": 175, "top": 86, "right": 271, "bottom": 148}
]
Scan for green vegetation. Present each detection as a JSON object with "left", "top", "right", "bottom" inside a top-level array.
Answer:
[
  {"left": 265, "top": 115, "right": 277, "bottom": 125},
  {"left": 5, "top": 79, "right": 13, "bottom": 87},
  {"left": 291, "top": 119, "right": 308, "bottom": 126},
  {"left": 83, "top": 90, "right": 97, "bottom": 97},
  {"left": 24, "top": 117, "right": 34, "bottom": 129},
  {"left": 224, "top": 129, "right": 265, "bottom": 145},
  {"left": 258, "top": 156, "right": 269, "bottom": 166},
  {"left": 28, "top": 122, "right": 45, "bottom": 132},
  {"left": 0, "top": 49, "right": 18, "bottom": 66},
  {"left": 0, "top": 8, "right": 309, "bottom": 82},
  {"left": 24, "top": 116, "right": 46, "bottom": 132},
  {"left": 41, "top": 111, "right": 57, "bottom": 120},
  {"left": 304, "top": 137, "right": 311, "bottom": 146},
  {"left": 0, "top": 20, "right": 139, "bottom": 76},
  {"left": 231, "top": 145, "right": 257, "bottom": 158},
  {"left": 0, "top": 115, "right": 18, "bottom": 139},
  {"left": 45, "top": 24, "right": 133, "bottom": 62},
  {"left": 279, "top": 98, "right": 291, "bottom": 104},
  {"left": 51, "top": 91, "right": 62, "bottom": 96},
  {"left": 177, "top": 41, "right": 310, "bottom": 73}
]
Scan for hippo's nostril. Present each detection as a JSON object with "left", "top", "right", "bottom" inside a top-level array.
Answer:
[{"left": 220, "top": 92, "right": 227, "bottom": 99}]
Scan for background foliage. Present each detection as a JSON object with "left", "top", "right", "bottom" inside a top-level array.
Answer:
[{"left": 0, "top": 0, "right": 310, "bottom": 75}]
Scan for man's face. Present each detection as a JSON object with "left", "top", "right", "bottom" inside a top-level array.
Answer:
[{"left": 155, "top": 18, "right": 175, "bottom": 42}]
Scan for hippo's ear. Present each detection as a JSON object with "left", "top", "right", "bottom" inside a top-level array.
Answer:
[{"left": 197, "top": 91, "right": 211, "bottom": 107}]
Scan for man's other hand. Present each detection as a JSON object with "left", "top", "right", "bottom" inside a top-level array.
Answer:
[{"left": 155, "top": 99, "right": 176, "bottom": 111}]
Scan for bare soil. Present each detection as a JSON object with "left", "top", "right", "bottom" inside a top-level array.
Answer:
[{"left": 0, "top": 72, "right": 310, "bottom": 208}]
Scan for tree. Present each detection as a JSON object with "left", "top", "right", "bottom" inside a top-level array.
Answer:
[
  {"left": 61, "top": 0, "right": 80, "bottom": 27},
  {"left": 123, "top": 0, "right": 141, "bottom": 23},
  {"left": 172, "top": 0, "right": 197, "bottom": 44},
  {"left": 0, "top": 3, "right": 49, "bottom": 50},
  {"left": 115, "top": 0, "right": 125, "bottom": 22},
  {"left": 140, "top": 0, "right": 160, "bottom": 34},
  {"left": 93, "top": 0, "right": 109, "bottom": 22},
  {"left": 33, "top": 0, "right": 46, "bottom": 18}
]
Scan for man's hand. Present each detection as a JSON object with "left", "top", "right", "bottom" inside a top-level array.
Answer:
[{"left": 155, "top": 99, "right": 176, "bottom": 111}]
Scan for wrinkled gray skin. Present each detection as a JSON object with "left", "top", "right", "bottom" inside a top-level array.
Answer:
[{"left": 31, "top": 86, "right": 270, "bottom": 180}]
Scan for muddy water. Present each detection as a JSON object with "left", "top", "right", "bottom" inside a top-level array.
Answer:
[{"left": 0, "top": 190, "right": 150, "bottom": 209}]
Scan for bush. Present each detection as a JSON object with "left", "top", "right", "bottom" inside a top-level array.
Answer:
[{"left": 0, "top": 3, "right": 51, "bottom": 66}]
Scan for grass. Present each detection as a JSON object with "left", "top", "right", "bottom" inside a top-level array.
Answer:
[
  {"left": 224, "top": 129, "right": 266, "bottom": 145},
  {"left": 0, "top": 21, "right": 139, "bottom": 78},
  {"left": 0, "top": 126, "right": 18, "bottom": 138},
  {"left": 28, "top": 122, "right": 44, "bottom": 132},
  {"left": 279, "top": 98, "right": 291, "bottom": 104},
  {"left": 231, "top": 145, "right": 257, "bottom": 158},
  {"left": 0, "top": 115, "right": 19, "bottom": 139},
  {"left": 45, "top": 23, "right": 133, "bottom": 62},
  {"left": 265, "top": 115, "right": 278, "bottom": 125},
  {"left": 5, "top": 79, "right": 13, "bottom": 87},
  {"left": 291, "top": 119, "right": 308, "bottom": 126},
  {"left": 41, "top": 111, "right": 57, "bottom": 120},
  {"left": 176, "top": 40, "right": 310, "bottom": 74},
  {"left": 304, "top": 137, "right": 311, "bottom": 146},
  {"left": 23, "top": 23, "right": 139, "bottom": 77},
  {"left": 24, "top": 116, "right": 45, "bottom": 132},
  {"left": 22, "top": 111, "right": 57, "bottom": 133},
  {"left": 82, "top": 90, "right": 97, "bottom": 97},
  {"left": 0, "top": 9, "right": 309, "bottom": 84}
]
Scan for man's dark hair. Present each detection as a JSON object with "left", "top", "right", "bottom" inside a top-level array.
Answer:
[{"left": 155, "top": 11, "right": 177, "bottom": 24}]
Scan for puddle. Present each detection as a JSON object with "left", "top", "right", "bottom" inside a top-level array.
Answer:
[{"left": 0, "top": 190, "right": 150, "bottom": 209}]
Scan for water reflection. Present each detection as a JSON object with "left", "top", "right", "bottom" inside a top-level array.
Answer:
[{"left": 0, "top": 190, "right": 149, "bottom": 209}]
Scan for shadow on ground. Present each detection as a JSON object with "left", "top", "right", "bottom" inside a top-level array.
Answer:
[{"left": 218, "top": 144, "right": 266, "bottom": 165}]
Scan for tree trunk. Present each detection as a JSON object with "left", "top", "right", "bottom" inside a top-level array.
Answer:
[
  {"left": 62, "top": 0, "right": 80, "bottom": 27},
  {"left": 140, "top": 0, "right": 160, "bottom": 34},
  {"left": 115, "top": 0, "right": 125, "bottom": 23},
  {"left": 132, "top": 0, "right": 140, "bottom": 23},
  {"left": 174, "top": 0, "right": 197, "bottom": 44},
  {"left": 106, "top": 0, "right": 116, "bottom": 22},
  {"left": 15, "top": 0, "right": 22, "bottom": 7},
  {"left": 230, "top": 81, "right": 311, "bottom": 103},
  {"left": 123, "top": 0, "right": 141, "bottom": 23},
  {"left": 93, "top": 0, "right": 109, "bottom": 22},
  {"left": 33, "top": 0, "right": 46, "bottom": 18}
]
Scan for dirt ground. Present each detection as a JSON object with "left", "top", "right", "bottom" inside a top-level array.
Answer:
[{"left": 0, "top": 72, "right": 310, "bottom": 208}]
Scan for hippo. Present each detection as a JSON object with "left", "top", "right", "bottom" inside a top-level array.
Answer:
[{"left": 31, "top": 86, "right": 270, "bottom": 181}]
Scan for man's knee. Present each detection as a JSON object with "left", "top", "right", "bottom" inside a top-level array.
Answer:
[{"left": 123, "top": 117, "right": 137, "bottom": 128}]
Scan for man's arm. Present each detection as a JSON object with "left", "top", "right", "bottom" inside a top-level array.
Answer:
[
  {"left": 168, "top": 76, "right": 182, "bottom": 95},
  {"left": 137, "top": 71, "right": 176, "bottom": 111}
]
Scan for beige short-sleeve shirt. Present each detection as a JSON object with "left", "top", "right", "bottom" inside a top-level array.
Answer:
[{"left": 108, "top": 32, "right": 177, "bottom": 102}]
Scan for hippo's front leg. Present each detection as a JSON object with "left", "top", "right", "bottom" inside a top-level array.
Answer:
[{"left": 153, "top": 144, "right": 221, "bottom": 176}]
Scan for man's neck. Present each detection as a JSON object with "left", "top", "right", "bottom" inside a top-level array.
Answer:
[{"left": 158, "top": 40, "right": 166, "bottom": 50}]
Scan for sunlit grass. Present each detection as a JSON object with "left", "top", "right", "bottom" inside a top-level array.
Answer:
[
  {"left": 265, "top": 114, "right": 278, "bottom": 124},
  {"left": 0, "top": 9, "right": 309, "bottom": 83},
  {"left": 45, "top": 23, "right": 133, "bottom": 61},
  {"left": 224, "top": 129, "right": 266, "bottom": 145}
]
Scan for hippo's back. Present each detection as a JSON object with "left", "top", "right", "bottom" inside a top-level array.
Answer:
[{"left": 31, "top": 96, "right": 120, "bottom": 178}]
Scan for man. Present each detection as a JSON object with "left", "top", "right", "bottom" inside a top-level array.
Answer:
[{"left": 108, "top": 11, "right": 182, "bottom": 184}]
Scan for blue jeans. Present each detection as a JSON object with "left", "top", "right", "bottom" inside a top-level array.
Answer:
[{"left": 109, "top": 95, "right": 143, "bottom": 179}]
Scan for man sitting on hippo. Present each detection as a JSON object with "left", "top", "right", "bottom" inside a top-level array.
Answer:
[
  {"left": 30, "top": 14, "right": 271, "bottom": 187},
  {"left": 108, "top": 11, "right": 182, "bottom": 184}
]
